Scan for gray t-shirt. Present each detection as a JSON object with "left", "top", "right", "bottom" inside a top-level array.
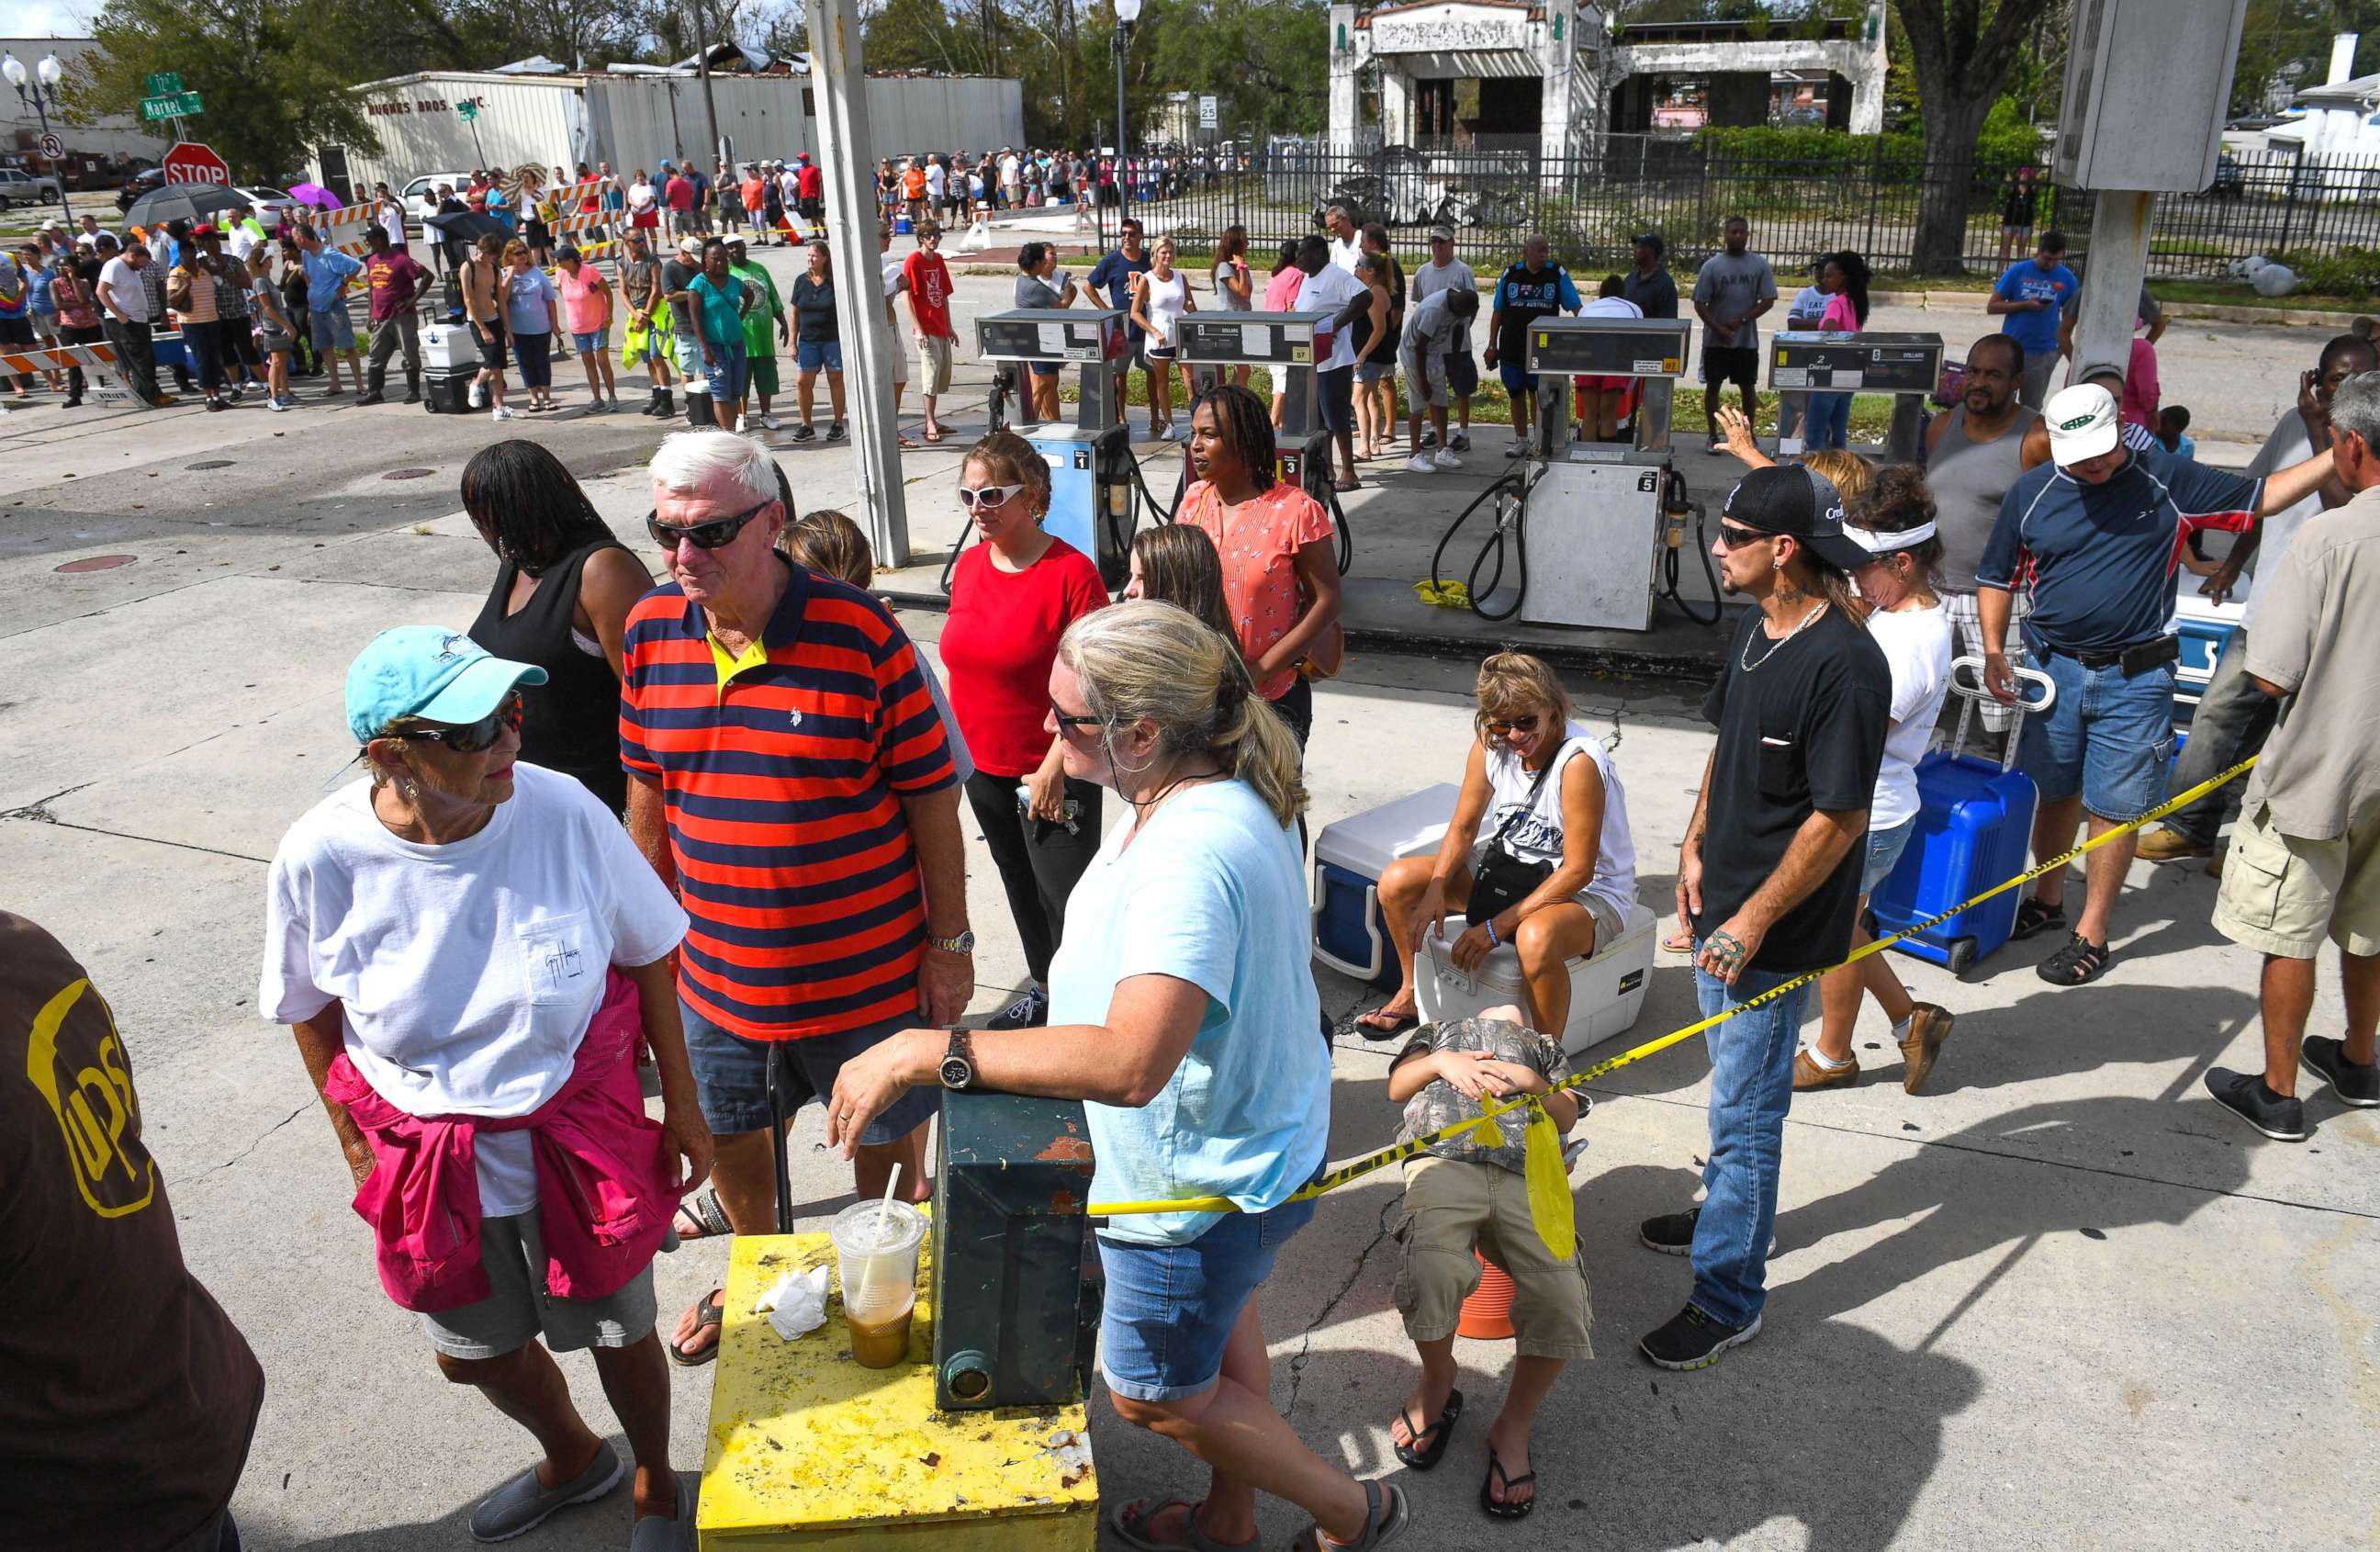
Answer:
[
  {"left": 1411, "top": 257, "right": 1477, "bottom": 349},
  {"left": 2240, "top": 409, "right": 2319, "bottom": 630},
  {"left": 1692, "top": 249, "right": 1779, "bottom": 354},
  {"left": 1394, "top": 1017, "right": 1575, "bottom": 1176},
  {"left": 1397, "top": 289, "right": 1465, "bottom": 361}
]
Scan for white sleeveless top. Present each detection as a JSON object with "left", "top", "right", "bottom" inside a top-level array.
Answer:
[
  {"left": 1141, "top": 267, "right": 1190, "bottom": 347},
  {"left": 1480, "top": 720, "right": 1636, "bottom": 919}
]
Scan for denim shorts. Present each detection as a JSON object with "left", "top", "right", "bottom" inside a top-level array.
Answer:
[
  {"left": 1317, "top": 364, "right": 1354, "bottom": 432},
  {"left": 309, "top": 307, "right": 357, "bottom": 353},
  {"left": 572, "top": 327, "right": 611, "bottom": 354},
  {"left": 795, "top": 338, "right": 843, "bottom": 373},
  {"left": 679, "top": 998, "right": 938, "bottom": 1142},
  {"left": 1498, "top": 363, "right": 1538, "bottom": 399},
  {"left": 1859, "top": 816, "right": 1916, "bottom": 895},
  {"left": 704, "top": 340, "right": 749, "bottom": 401},
  {"left": 2017, "top": 641, "right": 2176, "bottom": 821},
  {"left": 1097, "top": 1193, "right": 1317, "bottom": 1402}
]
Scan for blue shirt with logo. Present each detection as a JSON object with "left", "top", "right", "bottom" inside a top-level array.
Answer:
[
  {"left": 1991, "top": 258, "right": 2079, "bottom": 357},
  {"left": 1979, "top": 444, "right": 2262, "bottom": 652}
]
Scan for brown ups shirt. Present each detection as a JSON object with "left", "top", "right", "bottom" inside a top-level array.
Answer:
[{"left": 0, "top": 913, "right": 264, "bottom": 1550}]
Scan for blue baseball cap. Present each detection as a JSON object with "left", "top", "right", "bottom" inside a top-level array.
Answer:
[{"left": 344, "top": 626, "right": 546, "bottom": 745}]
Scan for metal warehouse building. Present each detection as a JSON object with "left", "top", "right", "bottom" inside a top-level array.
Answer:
[{"left": 314, "top": 66, "right": 1026, "bottom": 196}]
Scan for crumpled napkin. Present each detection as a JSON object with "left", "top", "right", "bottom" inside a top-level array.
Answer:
[{"left": 752, "top": 1265, "right": 831, "bottom": 1342}]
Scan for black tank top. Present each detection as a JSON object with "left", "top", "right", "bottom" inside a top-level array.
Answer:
[{"left": 468, "top": 535, "right": 635, "bottom": 815}]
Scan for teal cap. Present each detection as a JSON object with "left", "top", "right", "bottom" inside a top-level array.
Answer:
[{"left": 344, "top": 626, "right": 547, "bottom": 745}]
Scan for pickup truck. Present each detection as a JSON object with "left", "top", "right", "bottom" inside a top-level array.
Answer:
[{"left": 0, "top": 167, "right": 65, "bottom": 207}]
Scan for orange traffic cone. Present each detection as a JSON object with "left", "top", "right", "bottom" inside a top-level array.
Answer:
[{"left": 1456, "top": 1249, "right": 1516, "bottom": 1340}]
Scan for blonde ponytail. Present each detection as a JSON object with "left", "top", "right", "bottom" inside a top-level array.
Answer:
[{"left": 1059, "top": 599, "right": 1310, "bottom": 828}]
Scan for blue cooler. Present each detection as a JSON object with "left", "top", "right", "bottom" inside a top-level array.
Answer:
[
  {"left": 1870, "top": 660, "right": 2055, "bottom": 973},
  {"left": 2172, "top": 592, "right": 2243, "bottom": 725},
  {"left": 1312, "top": 784, "right": 1461, "bottom": 989}
]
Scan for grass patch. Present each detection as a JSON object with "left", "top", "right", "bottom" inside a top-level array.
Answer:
[{"left": 1869, "top": 270, "right": 2374, "bottom": 309}]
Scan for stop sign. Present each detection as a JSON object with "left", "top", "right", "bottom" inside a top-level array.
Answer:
[{"left": 162, "top": 141, "right": 230, "bottom": 186}]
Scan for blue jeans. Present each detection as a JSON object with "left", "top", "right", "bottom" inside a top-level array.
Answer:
[
  {"left": 1804, "top": 391, "right": 1852, "bottom": 450},
  {"left": 1690, "top": 956, "right": 1812, "bottom": 1328},
  {"left": 2017, "top": 640, "right": 2177, "bottom": 821}
]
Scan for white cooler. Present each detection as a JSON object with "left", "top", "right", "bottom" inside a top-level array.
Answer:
[
  {"left": 420, "top": 324, "right": 477, "bottom": 374},
  {"left": 1311, "top": 783, "right": 1462, "bottom": 987},
  {"left": 1414, "top": 899, "right": 1659, "bottom": 1056}
]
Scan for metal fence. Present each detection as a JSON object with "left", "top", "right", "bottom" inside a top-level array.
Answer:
[{"left": 1106, "top": 137, "right": 2380, "bottom": 285}]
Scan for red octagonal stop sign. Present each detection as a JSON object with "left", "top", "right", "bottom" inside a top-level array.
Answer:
[{"left": 162, "top": 141, "right": 230, "bottom": 186}]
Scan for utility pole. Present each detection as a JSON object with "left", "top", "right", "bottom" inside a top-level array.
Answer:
[
  {"left": 695, "top": 0, "right": 725, "bottom": 170},
  {"left": 807, "top": 0, "right": 913, "bottom": 565}
]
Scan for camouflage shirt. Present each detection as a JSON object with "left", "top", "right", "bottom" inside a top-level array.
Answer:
[{"left": 1393, "top": 1017, "right": 1573, "bottom": 1176}]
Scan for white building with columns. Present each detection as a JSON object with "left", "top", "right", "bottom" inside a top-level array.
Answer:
[{"left": 1327, "top": 2, "right": 1889, "bottom": 161}]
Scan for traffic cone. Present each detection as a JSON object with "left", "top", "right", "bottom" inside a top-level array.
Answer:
[{"left": 1456, "top": 1249, "right": 1516, "bottom": 1340}]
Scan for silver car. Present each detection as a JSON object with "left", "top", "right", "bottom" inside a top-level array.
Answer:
[{"left": 0, "top": 166, "right": 64, "bottom": 207}]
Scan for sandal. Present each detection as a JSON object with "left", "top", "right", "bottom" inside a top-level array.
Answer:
[
  {"left": 1478, "top": 1445, "right": 1536, "bottom": 1521},
  {"left": 668, "top": 1288, "right": 724, "bottom": 1366},
  {"left": 1333, "top": 477, "right": 1362, "bottom": 493},
  {"left": 2009, "top": 895, "right": 2067, "bottom": 943},
  {"left": 1108, "top": 1499, "right": 1256, "bottom": 1552},
  {"left": 1660, "top": 927, "right": 1694, "bottom": 954},
  {"left": 672, "top": 1186, "right": 733, "bottom": 1240},
  {"left": 1389, "top": 1388, "right": 1463, "bottom": 1470},
  {"left": 2036, "top": 930, "right": 2112, "bottom": 987},
  {"left": 1353, "top": 1006, "right": 1420, "bottom": 1041},
  {"left": 1292, "top": 1480, "right": 1409, "bottom": 1552}
]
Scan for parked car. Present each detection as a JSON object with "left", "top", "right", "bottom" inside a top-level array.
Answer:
[
  {"left": 117, "top": 166, "right": 166, "bottom": 210},
  {"left": 232, "top": 186, "right": 301, "bottom": 224},
  {"left": 401, "top": 172, "right": 478, "bottom": 216},
  {"left": 0, "top": 167, "right": 64, "bottom": 207}
]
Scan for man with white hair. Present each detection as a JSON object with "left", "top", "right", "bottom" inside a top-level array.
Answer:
[
  {"left": 1977, "top": 382, "right": 2341, "bottom": 988},
  {"left": 620, "top": 432, "right": 975, "bottom": 1365}
]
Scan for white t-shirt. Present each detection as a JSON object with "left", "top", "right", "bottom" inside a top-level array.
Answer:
[
  {"left": 260, "top": 764, "right": 689, "bottom": 1216},
  {"left": 2240, "top": 409, "right": 2320, "bottom": 630},
  {"left": 1479, "top": 720, "right": 1636, "bottom": 920},
  {"left": 779, "top": 170, "right": 800, "bottom": 206},
  {"left": 1411, "top": 256, "right": 1477, "bottom": 348},
  {"left": 1579, "top": 296, "right": 1645, "bottom": 321},
  {"left": 379, "top": 201, "right": 405, "bottom": 248},
  {"left": 1329, "top": 233, "right": 1364, "bottom": 274},
  {"left": 1295, "top": 261, "right": 1368, "bottom": 371},
  {"left": 98, "top": 255, "right": 148, "bottom": 322},
  {"left": 1865, "top": 603, "right": 1955, "bottom": 830},
  {"left": 926, "top": 163, "right": 948, "bottom": 198},
  {"left": 628, "top": 181, "right": 657, "bottom": 214},
  {"left": 1000, "top": 155, "right": 1021, "bottom": 187}
]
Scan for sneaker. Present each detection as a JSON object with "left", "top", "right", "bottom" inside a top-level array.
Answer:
[
  {"left": 403, "top": 390, "right": 421, "bottom": 404},
  {"left": 1638, "top": 1305, "right": 1763, "bottom": 1371},
  {"left": 1898, "top": 1003, "right": 1955, "bottom": 1094},
  {"left": 607, "top": 397, "right": 623, "bottom": 412},
  {"left": 1705, "top": 440, "right": 1723, "bottom": 456},
  {"left": 1448, "top": 431, "right": 1471, "bottom": 452},
  {"left": 1791, "top": 1050, "right": 1858, "bottom": 1092},
  {"left": 469, "top": 381, "right": 487, "bottom": 408},
  {"left": 1638, "top": 1206, "right": 1774, "bottom": 1256},
  {"left": 467, "top": 1440, "right": 623, "bottom": 1542},
  {"left": 355, "top": 391, "right": 386, "bottom": 406},
  {"left": 792, "top": 423, "right": 816, "bottom": 442},
  {"left": 2137, "top": 827, "right": 2213, "bottom": 863},
  {"left": 1406, "top": 453, "right": 1436, "bottom": 475},
  {"left": 1418, "top": 427, "right": 1438, "bottom": 449},
  {"left": 1432, "top": 448, "right": 1464, "bottom": 470},
  {"left": 735, "top": 413, "right": 750, "bottom": 433},
  {"left": 491, "top": 406, "right": 515, "bottom": 422},
  {"left": 985, "top": 986, "right": 1050, "bottom": 1030},
  {"left": 1504, "top": 437, "right": 1529, "bottom": 459},
  {"left": 584, "top": 398, "right": 608, "bottom": 414},
  {"left": 223, "top": 388, "right": 244, "bottom": 405},
  {"left": 826, "top": 421, "right": 846, "bottom": 441},
  {"left": 2204, "top": 1067, "right": 2307, "bottom": 1142},
  {"left": 760, "top": 412, "right": 782, "bottom": 431},
  {"left": 267, "top": 397, "right": 292, "bottom": 412},
  {"left": 205, "top": 398, "right": 227, "bottom": 412},
  {"left": 1160, "top": 422, "right": 1180, "bottom": 442},
  {"left": 2301, "top": 1035, "right": 2380, "bottom": 1107}
]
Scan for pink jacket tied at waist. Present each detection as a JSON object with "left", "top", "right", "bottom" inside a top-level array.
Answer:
[{"left": 324, "top": 970, "right": 688, "bottom": 1312}]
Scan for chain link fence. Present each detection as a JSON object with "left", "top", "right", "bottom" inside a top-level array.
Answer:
[{"left": 1115, "top": 136, "right": 2380, "bottom": 286}]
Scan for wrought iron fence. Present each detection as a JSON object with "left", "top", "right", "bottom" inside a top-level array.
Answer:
[{"left": 1102, "top": 136, "right": 2380, "bottom": 287}]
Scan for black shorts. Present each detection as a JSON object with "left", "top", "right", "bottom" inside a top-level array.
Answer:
[
  {"left": 1318, "top": 364, "right": 1355, "bottom": 433},
  {"left": 1702, "top": 345, "right": 1758, "bottom": 391},
  {"left": 1445, "top": 349, "right": 1479, "bottom": 398},
  {"left": 473, "top": 323, "right": 509, "bottom": 370},
  {"left": 799, "top": 197, "right": 823, "bottom": 222}
]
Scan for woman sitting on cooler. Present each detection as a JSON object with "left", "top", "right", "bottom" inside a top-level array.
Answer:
[{"left": 1357, "top": 651, "right": 1635, "bottom": 1040}]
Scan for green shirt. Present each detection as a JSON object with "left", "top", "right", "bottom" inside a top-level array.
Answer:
[{"left": 728, "top": 259, "right": 783, "bottom": 358}]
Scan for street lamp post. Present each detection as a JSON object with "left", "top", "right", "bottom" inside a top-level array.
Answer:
[
  {"left": 1110, "top": 0, "right": 1140, "bottom": 246},
  {"left": 2, "top": 52, "right": 76, "bottom": 228}
]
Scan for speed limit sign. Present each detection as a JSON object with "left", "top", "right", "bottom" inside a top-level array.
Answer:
[{"left": 38, "top": 131, "right": 63, "bottom": 159}]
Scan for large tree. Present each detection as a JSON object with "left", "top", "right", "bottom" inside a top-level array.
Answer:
[{"left": 1898, "top": 0, "right": 2060, "bottom": 274}]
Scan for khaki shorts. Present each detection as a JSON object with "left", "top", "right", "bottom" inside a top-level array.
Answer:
[
  {"left": 913, "top": 331, "right": 953, "bottom": 396},
  {"left": 417, "top": 1209, "right": 662, "bottom": 1360},
  {"left": 2213, "top": 801, "right": 2380, "bottom": 960},
  {"left": 1392, "top": 1153, "right": 1593, "bottom": 1361}
]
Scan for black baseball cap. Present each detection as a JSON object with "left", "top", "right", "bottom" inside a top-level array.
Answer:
[
  {"left": 1632, "top": 231, "right": 1664, "bottom": 256},
  {"left": 1723, "top": 465, "right": 1869, "bottom": 574}
]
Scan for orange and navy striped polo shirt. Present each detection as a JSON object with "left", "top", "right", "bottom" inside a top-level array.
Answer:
[{"left": 619, "top": 562, "right": 957, "bottom": 1040}]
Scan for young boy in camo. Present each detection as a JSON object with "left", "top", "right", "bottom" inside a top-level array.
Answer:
[{"left": 1382, "top": 1007, "right": 1589, "bottom": 1521}]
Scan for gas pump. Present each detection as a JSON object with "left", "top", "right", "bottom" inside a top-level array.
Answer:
[
  {"left": 1433, "top": 316, "right": 1712, "bottom": 631},
  {"left": 972, "top": 308, "right": 1137, "bottom": 589},
  {"left": 1767, "top": 331, "right": 1946, "bottom": 462}
]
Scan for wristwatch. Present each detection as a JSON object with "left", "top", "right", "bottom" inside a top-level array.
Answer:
[
  {"left": 926, "top": 928, "right": 977, "bottom": 955},
  {"left": 939, "top": 1026, "right": 977, "bottom": 1091}
]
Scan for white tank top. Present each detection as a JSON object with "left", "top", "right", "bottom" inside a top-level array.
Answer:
[
  {"left": 1142, "top": 267, "right": 1190, "bottom": 346},
  {"left": 1481, "top": 720, "right": 1636, "bottom": 919}
]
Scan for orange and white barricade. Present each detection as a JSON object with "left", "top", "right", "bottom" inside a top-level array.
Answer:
[
  {"left": 0, "top": 341, "right": 139, "bottom": 409},
  {"left": 320, "top": 204, "right": 379, "bottom": 255}
]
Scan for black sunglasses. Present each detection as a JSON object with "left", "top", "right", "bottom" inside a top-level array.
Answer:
[
  {"left": 648, "top": 498, "right": 776, "bottom": 551},
  {"left": 408, "top": 692, "right": 523, "bottom": 754},
  {"left": 1483, "top": 713, "right": 1542, "bottom": 736},
  {"left": 1050, "top": 702, "right": 1103, "bottom": 733},
  {"left": 1717, "top": 523, "right": 1775, "bottom": 551}
]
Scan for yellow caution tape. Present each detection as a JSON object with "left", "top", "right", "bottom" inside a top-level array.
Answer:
[
  {"left": 1085, "top": 754, "right": 2260, "bottom": 1237},
  {"left": 1521, "top": 1099, "right": 1576, "bottom": 1261}
]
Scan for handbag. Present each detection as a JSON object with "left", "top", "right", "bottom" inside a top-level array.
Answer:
[{"left": 1466, "top": 753, "right": 1559, "bottom": 927}]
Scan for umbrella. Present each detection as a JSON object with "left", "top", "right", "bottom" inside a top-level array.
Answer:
[
  {"left": 288, "top": 182, "right": 343, "bottom": 210},
  {"left": 425, "top": 209, "right": 512, "bottom": 244},
  {"left": 125, "top": 183, "right": 255, "bottom": 231}
]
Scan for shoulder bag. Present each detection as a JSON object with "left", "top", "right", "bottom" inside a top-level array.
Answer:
[{"left": 1466, "top": 750, "right": 1561, "bottom": 927}]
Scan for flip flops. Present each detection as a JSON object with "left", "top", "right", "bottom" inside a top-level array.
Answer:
[
  {"left": 1353, "top": 1007, "right": 1419, "bottom": 1041},
  {"left": 1478, "top": 1445, "right": 1536, "bottom": 1521},
  {"left": 671, "top": 1187, "right": 732, "bottom": 1240},
  {"left": 668, "top": 1288, "right": 724, "bottom": 1366},
  {"left": 1389, "top": 1388, "right": 1463, "bottom": 1470}
]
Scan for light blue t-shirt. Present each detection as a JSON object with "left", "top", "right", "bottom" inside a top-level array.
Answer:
[
  {"left": 504, "top": 266, "right": 558, "bottom": 334},
  {"left": 300, "top": 246, "right": 364, "bottom": 313},
  {"left": 1048, "top": 777, "right": 1330, "bottom": 1247}
]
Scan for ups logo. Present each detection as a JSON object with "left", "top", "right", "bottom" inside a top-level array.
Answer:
[{"left": 26, "top": 979, "right": 155, "bottom": 1220}]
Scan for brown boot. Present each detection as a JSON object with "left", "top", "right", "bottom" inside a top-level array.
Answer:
[
  {"left": 1898, "top": 1003, "right": 1956, "bottom": 1094},
  {"left": 1792, "top": 1049, "right": 1858, "bottom": 1092}
]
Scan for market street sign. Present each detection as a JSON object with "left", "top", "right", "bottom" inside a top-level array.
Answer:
[{"left": 141, "top": 90, "right": 204, "bottom": 121}]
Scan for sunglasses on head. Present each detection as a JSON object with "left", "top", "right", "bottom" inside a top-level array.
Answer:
[
  {"left": 407, "top": 692, "right": 523, "bottom": 754},
  {"left": 1717, "top": 523, "right": 1775, "bottom": 551},
  {"left": 959, "top": 481, "right": 1027, "bottom": 511},
  {"left": 1483, "top": 713, "right": 1541, "bottom": 737},
  {"left": 647, "top": 497, "right": 776, "bottom": 551}
]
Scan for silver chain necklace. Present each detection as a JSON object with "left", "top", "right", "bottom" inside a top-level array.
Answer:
[{"left": 1739, "top": 600, "right": 1828, "bottom": 673}]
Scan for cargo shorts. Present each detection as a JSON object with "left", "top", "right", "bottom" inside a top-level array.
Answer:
[{"left": 1393, "top": 1153, "right": 1593, "bottom": 1360}]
